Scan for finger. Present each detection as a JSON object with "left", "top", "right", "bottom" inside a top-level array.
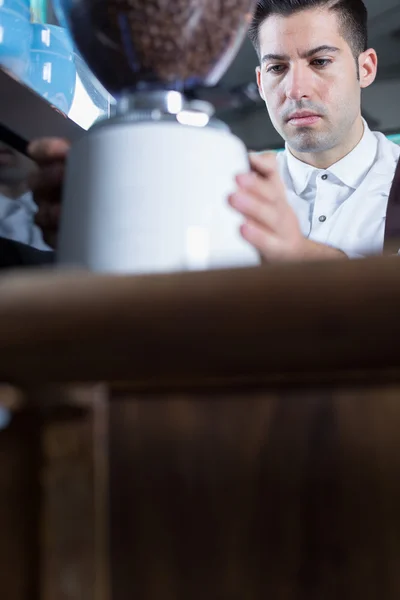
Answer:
[
  {"left": 248, "top": 153, "right": 286, "bottom": 200},
  {"left": 228, "top": 191, "right": 278, "bottom": 231},
  {"left": 249, "top": 152, "right": 278, "bottom": 178},
  {"left": 240, "top": 220, "right": 282, "bottom": 260},
  {"left": 28, "top": 163, "right": 65, "bottom": 196},
  {"left": 235, "top": 172, "right": 284, "bottom": 206},
  {"left": 28, "top": 137, "right": 70, "bottom": 164}
]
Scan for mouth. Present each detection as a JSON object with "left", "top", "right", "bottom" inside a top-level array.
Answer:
[{"left": 287, "top": 112, "right": 321, "bottom": 126}]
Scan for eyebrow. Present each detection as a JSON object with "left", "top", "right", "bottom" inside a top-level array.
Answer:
[{"left": 261, "top": 45, "right": 340, "bottom": 63}]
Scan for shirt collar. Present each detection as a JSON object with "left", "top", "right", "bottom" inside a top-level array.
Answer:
[{"left": 285, "top": 119, "right": 378, "bottom": 195}]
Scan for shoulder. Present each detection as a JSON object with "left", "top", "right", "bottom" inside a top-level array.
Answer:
[{"left": 372, "top": 131, "right": 400, "bottom": 166}]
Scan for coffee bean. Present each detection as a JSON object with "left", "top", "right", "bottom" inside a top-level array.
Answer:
[{"left": 69, "top": 0, "right": 256, "bottom": 95}]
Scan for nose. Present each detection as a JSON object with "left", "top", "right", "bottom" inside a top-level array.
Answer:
[{"left": 285, "top": 63, "right": 311, "bottom": 101}]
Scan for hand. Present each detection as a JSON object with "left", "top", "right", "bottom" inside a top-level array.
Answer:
[
  {"left": 28, "top": 137, "right": 70, "bottom": 249},
  {"left": 228, "top": 153, "right": 346, "bottom": 262},
  {"left": 228, "top": 153, "right": 305, "bottom": 262}
]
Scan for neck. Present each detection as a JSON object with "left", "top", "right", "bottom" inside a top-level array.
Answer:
[{"left": 288, "top": 117, "right": 365, "bottom": 170}]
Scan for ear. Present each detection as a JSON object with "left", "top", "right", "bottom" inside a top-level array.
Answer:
[
  {"left": 359, "top": 48, "right": 378, "bottom": 89},
  {"left": 256, "top": 66, "right": 265, "bottom": 100}
]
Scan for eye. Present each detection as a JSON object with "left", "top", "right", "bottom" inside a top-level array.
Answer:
[
  {"left": 311, "top": 58, "right": 331, "bottom": 68},
  {"left": 266, "top": 64, "right": 286, "bottom": 75}
]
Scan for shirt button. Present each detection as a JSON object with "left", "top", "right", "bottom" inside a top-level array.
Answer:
[
  {"left": 319, "top": 215, "right": 327, "bottom": 222},
  {"left": 321, "top": 174, "right": 328, "bottom": 180}
]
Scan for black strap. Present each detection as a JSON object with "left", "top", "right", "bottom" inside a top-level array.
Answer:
[
  {"left": 0, "top": 122, "right": 29, "bottom": 156},
  {"left": 0, "top": 237, "right": 54, "bottom": 269},
  {"left": 384, "top": 158, "right": 400, "bottom": 254}
]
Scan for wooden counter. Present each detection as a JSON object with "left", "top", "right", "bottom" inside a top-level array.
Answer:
[{"left": 1, "top": 258, "right": 400, "bottom": 599}]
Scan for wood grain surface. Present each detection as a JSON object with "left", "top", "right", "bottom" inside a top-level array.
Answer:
[
  {"left": 110, "top": 386, "right": 400, "bottom": 600},
  {"left": 1, "top": 260, "right": 400, "bottom": 599},
  {"left": 0, "top": 410, "right": 40, "bottom": 600},
  {"left": 40, "top": 390, "right": 109, "bottom": 600},
  {"left": 0, "top": 257, "right": 399, "bottom": 386}
]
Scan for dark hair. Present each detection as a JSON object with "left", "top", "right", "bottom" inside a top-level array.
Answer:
[{"left": 248, "top": 0, "right": 368, "bottom": 59}]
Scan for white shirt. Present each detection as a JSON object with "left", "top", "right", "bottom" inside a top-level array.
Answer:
[
  {"left": 0, "top": 191, "right": 50, "bottom": 251},
  {"left": 277, "top": 122, "right": 400, "bottom": 258}
]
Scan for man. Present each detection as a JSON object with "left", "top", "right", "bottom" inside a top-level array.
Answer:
[
  {"left": 0, "top": 142, "right": 50, "bottom": 250},
  {"left": 229, "top": 0, "right": 400, "bottom": 260},
  {"left": 0, "top": 138, "right": 64, "bottom": 269},
  {"left": 5, "top": 0, "right": 400, "bottom": 265}
]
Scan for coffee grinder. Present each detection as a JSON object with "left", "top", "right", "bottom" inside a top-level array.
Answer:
[{"left": 55, "top": 0, "right": 260, "bottom": 273}]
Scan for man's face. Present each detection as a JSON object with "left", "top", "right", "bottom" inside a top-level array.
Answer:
[{"left": 256, "top": 8, "right": 376, "bottom": 154}]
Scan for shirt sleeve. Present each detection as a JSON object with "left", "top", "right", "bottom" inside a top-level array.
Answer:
[{"left": 0, "top": 192, "right": 52, "bottom": 251}]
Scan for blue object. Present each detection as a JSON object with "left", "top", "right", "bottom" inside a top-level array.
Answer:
[
  {"left": 13, "top": 0, "right": 30, "bottom": 13},
  {"left": 388, "top": 134, "right": 400, "bottom": 146},
  {"left": 51, "top": 0, "right": 71, "bottom": 31},
  {"left": 30, "top": 0, "right": 46, "bottom": 22},
  {"left": 27, "top": 23, "right": 77, "bottom": 114},
  {"left": 30, "top": 22, "right": 75, "bottom": 53},
  {"left": 0, "top": 0, "right": 30, "bottom": 18},
  {"left": 0, "top": 6, "right": 31, "bottom": 79}
]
